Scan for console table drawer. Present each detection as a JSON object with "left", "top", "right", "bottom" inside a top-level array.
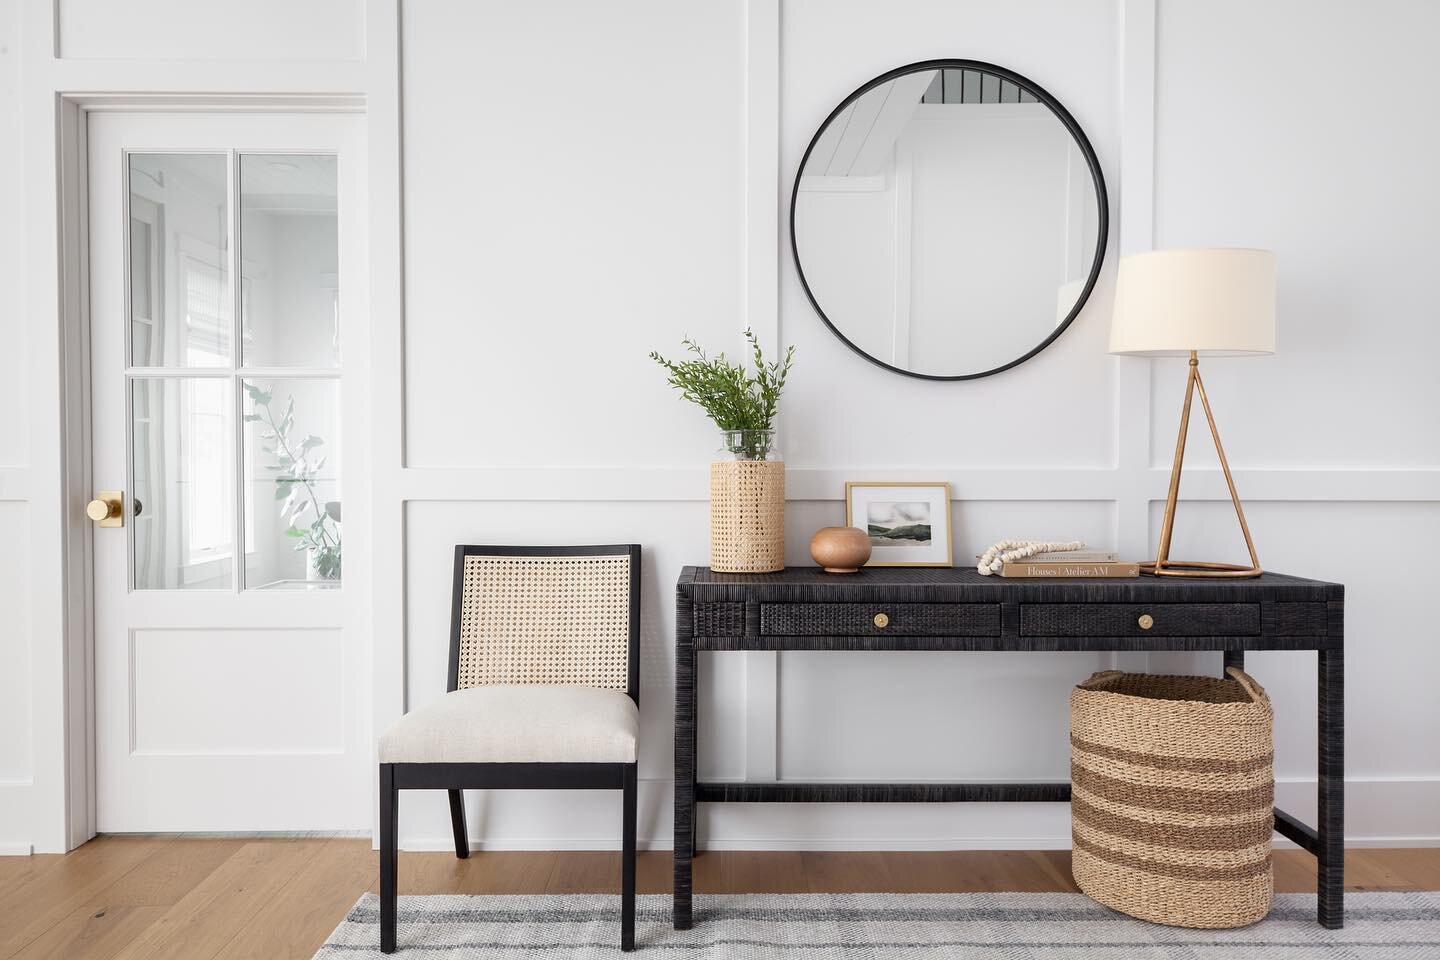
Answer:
[
  {"left": 1021, "top": 603, "right": 1260, "bottom": 637},
  {"left": 760, "top": 602, "right": 1000, "bottom": 637}
]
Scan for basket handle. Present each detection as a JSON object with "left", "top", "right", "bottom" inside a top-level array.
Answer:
[{"left": 1226, "top": 666, "right": 1271, "bottom": 707}]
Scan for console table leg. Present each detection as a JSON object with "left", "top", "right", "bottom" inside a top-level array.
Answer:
[
  {"left": 1223, "top": 650, "right": 1245, "bottom": 675},
  {"left": 1317, "top": 648, "right": 1344, "bottom": 928},
  {"left": 673, "top": 609, "right": 696, "bottom": 929}
]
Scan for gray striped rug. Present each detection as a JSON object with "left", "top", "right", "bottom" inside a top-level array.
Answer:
[{"left": 315, "top": 891, "right": 1440, "bottom": 958}]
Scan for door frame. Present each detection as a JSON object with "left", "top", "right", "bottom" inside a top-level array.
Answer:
[
  {"left": 20, "top": 0, "right": 403, "bottom": 854},
  {"left": 45, "top": 92, "right": 371, "bottom": 849}
]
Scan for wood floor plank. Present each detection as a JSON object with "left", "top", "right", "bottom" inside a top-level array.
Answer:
[
  {"left": 396, "top": 851, "right": 482, "bottom": 896},
  {"left": 109, "top": 839, "right": 327, "bottom": 960},
  {"left": 546, "top": 852, "right": 617, "bottom": 894},
  {"left": 1272, "top": 848, "right": 1317, "bottom": 892},
  {"left": 1341, "top": 849, "right": 1420, "bottom": 892},
  {"left": 12, "top": 839, "right": 239, "bottom": 960},
  {"left": 10, "top": 907, "right": 165, "bottom": 960},
  {"left": 636, "top": 851, "right": 672, "bottom": 895},
  {"left": 1, "top": 839, "right": 1435, "bottom": 958},
  {"left": 211, "top": 839, "right": 376, "bottom": 960},
  {"left": 715, "top": 851, "right": 806, "bottom": 894},
  {"left": 801, "top": 852, "right": 896, "bottom": 893},
  {"left": 0, "top": 837, "right": 172, "bottom": 960},
  {"left": 1354, "top": 847, "right": 1440, "bottom": 890},
  {"left": 0, "top": 856, "right": 63, "bottom": 905},
  {"left": 690, "top": 850, "right": 725, "bottom": 895},
  {"left": 883, "top": 850, "right": 1081, "bottom": 893},
  {"left": 456, "top": 851, "right": 557, "bottom": 894}
]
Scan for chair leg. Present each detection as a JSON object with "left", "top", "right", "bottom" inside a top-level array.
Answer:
[
  {"left": 380, "top": 764, "right": 399, "bottom": 954},
  {"left": 447, "top": 789, "right": 469, "bottom": 859},
  {"left": 621, "top": 763, "right": 637, "bottom": 951}
]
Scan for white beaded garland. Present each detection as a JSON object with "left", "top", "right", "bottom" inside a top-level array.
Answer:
[{"left": 977, "top": 539, "right": 1085, "bottom": 575}]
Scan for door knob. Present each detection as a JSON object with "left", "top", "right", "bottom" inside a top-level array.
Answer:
[{"left": 87, "top": 491, "right": 124, "bottom": 528}]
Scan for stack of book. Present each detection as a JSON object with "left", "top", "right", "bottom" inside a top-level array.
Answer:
[{"left": 988, "top": 550, "right": 1139, "bottom": 579}]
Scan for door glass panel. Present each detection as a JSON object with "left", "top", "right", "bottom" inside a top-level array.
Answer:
[
  {"left": 131, "top": 378, "right": 234, "bottom": 590},
  {"left": 239, "top": 155, "right": 340, "bottom": 368},
  {"left": 128, "top": 154, "right": 230, "bottom": 368},
  {"left": 242, "top": 379, "right": 341, "bottom": 589}
]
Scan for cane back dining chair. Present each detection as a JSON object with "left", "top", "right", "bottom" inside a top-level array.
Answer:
[{"left": 377, "top": 544, "right": 642, "bottom": 952}]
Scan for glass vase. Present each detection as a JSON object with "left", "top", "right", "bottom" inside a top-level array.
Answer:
[
  {"left": 710, "top": 429, "right": 784, "bottom": 573},
  {"left": 717, "top": 429, "right": 780, "bottom": 462}
]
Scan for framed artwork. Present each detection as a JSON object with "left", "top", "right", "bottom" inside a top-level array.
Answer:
[{"left": 844, "top": 481, "right": 953, "bottom": 567}]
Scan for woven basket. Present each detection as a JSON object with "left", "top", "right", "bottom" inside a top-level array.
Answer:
[
  {"left": 710, "top": 459, "right": 784, "bottom": 573},
  {"left": 1070, "top": 668, "right": 1275, "bottom": 928}
]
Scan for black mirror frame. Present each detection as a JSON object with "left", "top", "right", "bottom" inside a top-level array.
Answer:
[{"left": 790, "top": 58, "right": 1110, "bottom": 381}]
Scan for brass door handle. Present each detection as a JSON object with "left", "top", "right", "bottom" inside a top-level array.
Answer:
[
  {"left": 87, "top": 491, "right": 124, "bottom": 528},
  {"left": 1137, "top": 613, "right": 1154, "bottom": 630},
  {"left": 873, "top": 612, "right": 890, "bottom": 629}
]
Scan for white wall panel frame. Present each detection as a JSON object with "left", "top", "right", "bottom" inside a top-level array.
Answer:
[
  {"left": 741, "top": 0, "right": 782, "bottom": 784},
  {"left": 366, "top": 0, "right": 407, "bottom": 847}
]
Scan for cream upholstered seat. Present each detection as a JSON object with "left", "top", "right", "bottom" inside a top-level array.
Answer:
[{"left": 378, "top": 684, "right": 638, "bottom": 765}]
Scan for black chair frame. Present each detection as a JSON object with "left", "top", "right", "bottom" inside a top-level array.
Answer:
[{"left": 380, "top": 543, "right": 642, "bottom": 952}]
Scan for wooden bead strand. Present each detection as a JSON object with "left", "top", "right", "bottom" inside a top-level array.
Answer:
[{"left": 977, "top": 539, "right": 1085, "bottom": 575}]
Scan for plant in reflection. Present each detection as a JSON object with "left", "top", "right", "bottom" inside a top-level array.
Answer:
[
  {"left": 649, "top": 328, "right": 795, "bottom": 459},
  {"left": 244, "top": 383, "right": 341, "bottom": 580}
]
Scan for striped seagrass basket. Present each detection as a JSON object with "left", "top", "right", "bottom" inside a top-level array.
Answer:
[{"left": 1070, "top": 668, "right": 1275, "bottom": 928}]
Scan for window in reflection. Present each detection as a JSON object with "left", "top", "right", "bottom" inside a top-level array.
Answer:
[
  {"left": 239, "top": 155, "right": 340, "bottom": 368},
  {"left": 131, "top": 377, "right": 234, "bottom": 590},
  {"left": 128, "top": 154, "right": 231, "bottom": 368}
]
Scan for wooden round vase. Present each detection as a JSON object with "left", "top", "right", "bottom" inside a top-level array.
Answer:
[{"left": 809, "top": 526, "right": 871, "bottom": 573}]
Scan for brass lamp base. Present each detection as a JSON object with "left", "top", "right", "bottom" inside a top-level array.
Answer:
[{"left": 1148, "top": 351, "right": 1263, "bottom": 580}]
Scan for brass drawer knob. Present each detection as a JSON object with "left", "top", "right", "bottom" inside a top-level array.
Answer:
[
  {"left": 873, "top": 612, "right": 890, "bottom": 629},
  {"left": 1138, "top": 614, "right": 1155, "bottom": 630}
]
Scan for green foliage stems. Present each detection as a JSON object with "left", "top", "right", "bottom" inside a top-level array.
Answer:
[{"left": 649, "top": 328, "right": 795, "bottom": 460}]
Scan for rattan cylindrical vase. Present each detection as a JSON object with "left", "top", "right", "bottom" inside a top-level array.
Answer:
[
  {"left": 709, "top": 430, "right": 784, "bottom": 574},
  {"left": 1070, "top": 668, "right": 1275, "bottom": 929}
]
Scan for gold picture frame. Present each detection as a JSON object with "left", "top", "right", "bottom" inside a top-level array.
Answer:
[{"left": 844, "top": 481, "right": 953, "bottom": 567}]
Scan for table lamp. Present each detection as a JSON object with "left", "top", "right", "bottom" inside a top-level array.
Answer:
[{"left": 1110, "top": 248, "right": 1276, "bottom": 578}]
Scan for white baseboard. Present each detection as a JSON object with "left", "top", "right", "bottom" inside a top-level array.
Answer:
[{"left": 0, "top": 842, "right": 34, "bottom": 856}]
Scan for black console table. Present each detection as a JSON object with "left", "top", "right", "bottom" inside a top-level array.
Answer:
[{"left": 672, "top": 565, "right": 1345, "bottom": 929}]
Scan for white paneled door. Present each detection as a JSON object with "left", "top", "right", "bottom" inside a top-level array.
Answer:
[{"left": 88, "top": 112, "right": 370, "bottom": 830}]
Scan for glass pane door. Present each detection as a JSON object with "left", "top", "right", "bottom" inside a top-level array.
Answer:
[{"left": 125, "top": 151, "right": 342, "bottom": 591}]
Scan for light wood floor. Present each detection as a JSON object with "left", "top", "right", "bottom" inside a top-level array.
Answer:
[{"left": 0, "top": 838, "right": 1436, "bottom": 960}]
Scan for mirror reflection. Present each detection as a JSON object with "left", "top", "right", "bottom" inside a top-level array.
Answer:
[{"left": 793, "top": 65, "right": 1105, "bottom": 379}]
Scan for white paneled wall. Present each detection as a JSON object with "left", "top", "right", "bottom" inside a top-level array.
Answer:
[
  {"left": 56, "top": 0, "right": 366, "bottom": 62},
  {"left": 3, "top": 0, "right": 1438, "bottom": 853},
  {"left": 400, "top": 0, "right": 745, "bottom": 471}
]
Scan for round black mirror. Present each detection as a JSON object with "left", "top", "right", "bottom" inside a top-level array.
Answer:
[{"left": 791, "top": 60, "right": 1109, "bottom": 380}]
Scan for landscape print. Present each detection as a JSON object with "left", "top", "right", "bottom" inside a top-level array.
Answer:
[{"left": 867, "top": 501, "right": 932, "bottom": 547}]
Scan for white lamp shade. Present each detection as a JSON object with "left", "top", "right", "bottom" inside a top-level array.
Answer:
[{"left": 1109, "top": 248, "right": 1276, "bottom": 357}]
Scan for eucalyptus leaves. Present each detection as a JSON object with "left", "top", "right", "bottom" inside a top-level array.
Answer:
[
  {"left": 649, "top": 328, "right": 795, "bottom": 460},
  {"left": 244, "top": 383, "right": 341, "bottom": 580}
]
